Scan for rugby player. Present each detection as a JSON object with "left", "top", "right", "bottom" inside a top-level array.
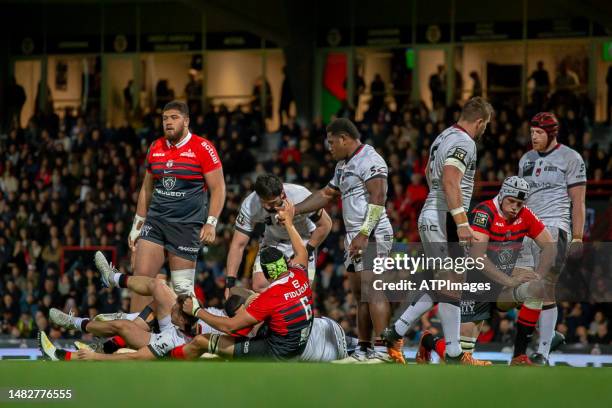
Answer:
[
  {"left": 382, "top": 97, "right": 494, "bottom": 364},
  {"left": 128, "top": 100, "right": 225, "bottom": 311},
  {"left": 160, "top": 199, "right": 314, "bottom": 361},
  {"left": 40, "top": 268, "right": 198, "bottom": 361},
  {"left": 293, "top": 118, "right": 394, "bottom": 363},
  {"left": 514, "top": 112, "right": 586, "bottom": 365},
  {"left": 414, "top": 177, "right": 555, "bottom": 365},
  {"left": 225, "top": 173, "right": 331, "bottom": 293}
]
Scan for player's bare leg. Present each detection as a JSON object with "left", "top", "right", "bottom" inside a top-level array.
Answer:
[
  {"left": 360, "top": 269, "right": 396, "bottom": 362},
  {"left": 348, "top": 273, "right": 373, "bottom": 353},
  {"left": 168, "top": 252, "right": 196, "bottom": 295},
  {"left": 132, "top": 240, "right": 166, "bottom": 311},
  {"left": 173, "top": 334, "right": 236, "bottom": 360}
]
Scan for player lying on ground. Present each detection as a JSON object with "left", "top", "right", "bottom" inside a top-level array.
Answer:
[
  {"left": 42, "top": 201, "right": 315, "bottom": 362},
  {"left": 226, "top": 173, "right": 331, "bottom": 293},
  {"left": 412, "top": 177, "right": 556, "bottom": 366},
  {"left": 40, "top": 259, "right": 201, "bottom": 360}
]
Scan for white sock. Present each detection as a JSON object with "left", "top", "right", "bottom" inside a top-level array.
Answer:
[
  {"left": 438, "top": 303, "right": 462, "bottom": 357},
  {"left": 394, "top": 293, "right": 433, "bottom": 336},
  {"left": 112, "top": 273, "right": 122, "bottom": 286},
  {"left": 460, "top": 336, "right": 477, "bottom": 353},
  {"left": 73, "top": 316, "right": 85, "bottom": 331},
  {"left": 537, "top": 305, "right": 558, "bottom": 358}
]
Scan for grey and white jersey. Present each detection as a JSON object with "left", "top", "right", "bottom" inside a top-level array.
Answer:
[
  {"left": 235, "top": 183, "right": 318, "bottom": 243},
  {"left": 518, "top": 144, "right": 586, "bottom": 233},
  {"left": 422, "top": 125, "right": 477, "bottom": 212},
  {"left": 328, "top": 144, "right": 393, "bottom": 235}
]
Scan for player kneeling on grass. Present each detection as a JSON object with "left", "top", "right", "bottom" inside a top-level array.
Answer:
[{"left": 414, "top": 177, "right": 556, "bottom": 366}]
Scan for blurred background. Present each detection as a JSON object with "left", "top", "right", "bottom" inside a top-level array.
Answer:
[{"left": 1, "top": 0, "right": 612, "bottom": 357}]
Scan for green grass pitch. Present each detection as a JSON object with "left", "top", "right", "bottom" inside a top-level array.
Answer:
[{"left": 1, "top": 361, "right": 611, "bottom": 408}]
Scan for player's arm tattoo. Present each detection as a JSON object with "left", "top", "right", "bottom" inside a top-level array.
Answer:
[
  {"left": 196, "top": 305, "right": 259, "bottom": 333},
  {"left": 204, "top": 167, "right": 226, "bottom": 219},
  {"left": 295, "top": 187, "right": 338, "bottom": 215},
  {"left": 568, "top": 185, "right": 586, "bottom": 240},
  {"left": 308, "top": 209, "right": 332, "bottom": 248}
]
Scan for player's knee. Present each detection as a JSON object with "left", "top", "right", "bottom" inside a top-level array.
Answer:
[
  {"left": 171, "top": 269, "right": 195, "bottom": 295},
  {"left": 111, "top": 320, "right": 131, "bottom": 334}
]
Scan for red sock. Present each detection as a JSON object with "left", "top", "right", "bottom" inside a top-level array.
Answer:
[
  {"left": 64, "top": 351, "right": 72, "bottom": 361},
  {"left": 169, "top": 345, "right": 186, "bottom": 360},
  {"left": 514, "top": 306, "right": 541, "bottom": 357},
  {"left": 112, "top": 335, "right": 127, "bottom": 348},
  {"left": 434, "top": 338, "right": 446, "bottom": 358}
]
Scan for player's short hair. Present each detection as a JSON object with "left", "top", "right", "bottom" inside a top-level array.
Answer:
[
  {"left": 176, "top": 294, "right": 199, "bottom": 329},
  {"left": 254, "top": 174, "right": 283, "bottom": 199},
  {"left": 162, "top": 100, "right": 189, "bottom": 117},
  {"left": 326, "top": 118, "right": 360, "bottom": 140},
  {"left": 459, "top": 97, "right": 494, "bottom": 122}
]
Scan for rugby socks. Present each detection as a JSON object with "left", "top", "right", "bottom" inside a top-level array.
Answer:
[
  {"left": 459, "top": 336, "right": 476, "bottom": 354},
  {"left": 536, "top": 304, "right": 558, "bottom": 358},
  {"left": 513, "top": 305, "right": 541, "bottom": 357},
  {"left": 102, "top": 335, "right": 127, "bottom": 354},
  {"left": 73, "top": 317, "right": 90, "bottom": 332},
  {"left": 394, "top": 293, "right": 434, "bottom": 336},
  {"left": 169, "top": 345, "right": 187, "bottom": 360},
  {"left": 113, "top": 273, "right": 129, "bottom": 288},
  {"left": 438, "top": 303, "right": 462, "bottom": 357},
  {"left": 421, "top": 332, "right": 447, "bottom": 358},
  {"left": 56, "top": 350, "right": 72, "bottom": 360},
  {"left": 358, "top": 341, "right": 372, "bottom": 353}
]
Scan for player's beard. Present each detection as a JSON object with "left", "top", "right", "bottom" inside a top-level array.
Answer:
[{"left": 165, "top": 123, "right": 185, "bottom": 143}]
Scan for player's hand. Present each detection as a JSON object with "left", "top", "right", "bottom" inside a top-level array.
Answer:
[
  {"left": 349, "top": 233, "right": 369, "bottom": 260},
  {"left": 508, "top": 269, "right": 538, "bottom": 287},
  {"left": 567, "top": 239, "right": 583, "bottom": 260},
  {"left": 76, "top": 349, "right": 98, "bottom": 361},
  {"left": 128, "top": 215, "right": 145, "bottom": 251},
  {"left": 457, "top": 224, "right": 475, "bottom": 246},
  {"left": 276, "top": 199, "right": 295, "bottom": 226},
  {"left": 200, "top": 224, "right": 216, "bottom": 245},
  {"left": 183, "top": 296, "right": 202, "bottom": 316}
]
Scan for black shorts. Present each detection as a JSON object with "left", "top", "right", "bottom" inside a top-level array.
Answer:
[
  {"left": 233, "top": 336, "right": 276, "bottom": 360},
  {"left": 460, "top": 300, "right": 493, "bottom": 323},
  {"left": 140, "top": 217, "right": 202, "bottom": 261}
]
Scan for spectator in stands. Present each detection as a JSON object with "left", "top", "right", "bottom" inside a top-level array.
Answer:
[{"left": 529, "top": 61, "right": 550, "bottom": 109}]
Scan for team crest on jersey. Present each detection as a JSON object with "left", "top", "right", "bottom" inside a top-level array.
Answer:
[
  {"left": 163, "top": 176, "right": 176, "bottom": 190},
  {"left": 166, "top": 160, "right": 174, "bottom": 168},
  {"left": 535, "top": 167, "right": 542, "bottom": 177},
  {"left": 473, "top": 211, "right": 489, "bottom": 228}
]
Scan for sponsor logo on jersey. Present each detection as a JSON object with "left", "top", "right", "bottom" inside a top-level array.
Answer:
[
  {"left": 512, "top": 217, "right": 523, "bottom": 225},
  {"left": 201, "top": 142, "right": 220, "bottom": 164},
  {"left": 495, "top": 222, "right": 505, "bottom": 227},
  {"left": 162, "top": 176, "right": 176, "bottom": 190},
  {"left": 155, "top": 188, "right": 186, "bottom": 198},
  {"left": 180, "top": 149, "right": 196, "bottom": 158},
  {"left": 450, "top": 147, "right": 467, "bottom": 163},
  {"left": 461, "top": 300, "right": 476, "bottom": 314},
  {"left": 141, "top": 224, "right": 153, "bottom": 237},
  {"left": 523, "top": 162, "right": 535, "bottom": 177},
  {"left": 544, "top": 166, "right": 557, "bottom": 172},
  {"left": 152, "top": 152, "right": 165, "bottom": 157},
  {"left": 418, "top": 224, "right": 438, "bottom": 232}
]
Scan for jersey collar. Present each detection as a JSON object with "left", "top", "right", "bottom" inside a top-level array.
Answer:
[
  {"left": 269, "top": 271, "right": 294, "bottom": 288},
  {"left": 166, "top": 132, "right": 192, "bottom": 149},
  {"left": 346, "top": 143, "right": 365, "bottom": 163},
  {"left": 536, "top": 143, "right": 561, "bottom": 157},
  {"left": 452, "top": 123, "right": 469, "bottom": 136}
]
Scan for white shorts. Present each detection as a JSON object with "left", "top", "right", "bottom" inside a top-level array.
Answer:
[
  {"left": 343, "top": 230, "right": 393, "bottom": 272},
  {"left": 418, "top": 209, "right": 458, "bottom": 259},
  {"left": 148, "top": 325, "right": 190, "bottom": 358},
  {"left": 299, "top": 317, "right": 348, "bottom": 362},
  {"left": 515, "top": 226, "right": 570, "bottom": 270},
  {"left": 253, "top": 239, "right": 316, "bottom": 281}
]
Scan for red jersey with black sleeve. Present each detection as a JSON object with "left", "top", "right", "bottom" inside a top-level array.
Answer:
[
  {"left": 470, "top": 199, "right": 545, "bottom": 274},
  {"left": 144, "top": 133, "right": 222, "bottom": 223},
  {"left": 245, "top": 264, "right": 313, "bottom": 358}
]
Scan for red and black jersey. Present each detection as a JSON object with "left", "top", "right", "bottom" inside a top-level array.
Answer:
[
  {"left": 470, "top": 199, "right": 545, "bottom": 274},
  {"left": 245, "top": 265, "right": 313, "bottom": 358},
  {"left": 144, "top": 133, "right": 222, "bottom": 223}
]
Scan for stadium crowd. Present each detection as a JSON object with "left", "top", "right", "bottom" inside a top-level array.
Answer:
[{"left": 1, "top": 94, "right": 611, "bottom": 350}]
